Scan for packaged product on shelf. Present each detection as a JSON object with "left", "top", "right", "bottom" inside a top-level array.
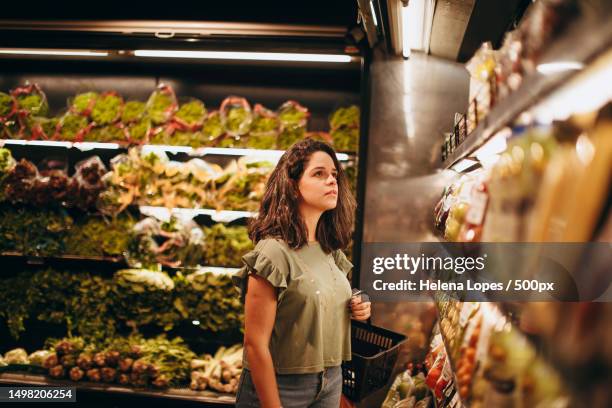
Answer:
[
  {"left": 276, "top": 123, "right": 306, "bottom": 150},
  {"left": 248, "top": 103, "right": 280, "bottom": 149},
  {"left": 3, "top": 348, "right": 29, "bottom": 365},
  {"left": 220, "top": 96, "right": 253, "bottom": 137},
  {"left": 201, "top": 110, "right": 225, "bottom": 143},
  {"left": 121, "top": 100, "right": 146, "bottom": 124},
  {"left": 124, "top": 118, "right": 151, "bottom": 144},
  {"left": 3, "top": 158, "right": 39, "bottom": 204},
  {"left": 67, "top": 156, "right": 107, "bottom": 211},
  {"left": 84, "top": 123, "right": 127, "bottom": 143},
  {"left": 57, "top": 111, "right": 92, "bottom": 141},
  {"left": 11, "top": 83, "right": 49, "bottom": 117},
  {"left": 216, "top": 157, "right": 273, "bottom": 211},
  {"left": 481, "top": 125, "right": 558, "bottom": 242},
  {"left": 277, "top": 100, "right": 309, "bottom": 149},
  {"left": 0, "top": 147, "right": 16, "bottom": 183},
  {"left": 90, "top": 91, "right": 123, "bottom": 126},
  {"left": 64, "top": 213, "right": 135, "bottom": 257},
  {"left": 518, "top": 0, "right": 579, "bottom": 72},
  {"left": 126, "top": 216, "right": 206, "bottom": 269},
  {"left": 329, "top": 105, "right": 359, "bottom": 152},
  {"left": 25, "top": 116, "right": 60, "bottom": 140},
  {"left": 382, "top": 371, "right": 430, "bottom": 408},
  {"left": 69, "top": 92, "right": 99, "bottom": 117},
  {"left": 145, "top": 84, "right": 178, "bottom": 125},
  {"left": 465, "top": 43, "right": 497, "bottom": 133},
  {"left": 173, "top": 98, "right": 207, "bottom": 130},
  {"left": 494, "top": 31, "right": 524, "bottom": 101},
  {"left": 0, "top": 91, "right": 17, "bottom": 122}
]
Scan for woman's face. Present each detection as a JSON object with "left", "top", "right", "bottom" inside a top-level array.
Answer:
[{"left": 298, "top": 151, "right": 339, "bottom": 213}]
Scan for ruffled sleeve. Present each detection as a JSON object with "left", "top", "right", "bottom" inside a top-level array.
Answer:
[
  {"left": 333, "top": 249, "right": 354, "bottom": 281},
  {"left": 231, "top": 240, "right": 290, "bottom": 303}
]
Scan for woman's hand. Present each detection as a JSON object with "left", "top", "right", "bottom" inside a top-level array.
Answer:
[{"left": 349, "top": 297, "right": 371, "bottom": 321}]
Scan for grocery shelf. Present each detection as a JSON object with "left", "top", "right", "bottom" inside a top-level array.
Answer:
[
  {"left": 0, "top": 372, "right": 235, "bottom": 405},
  {"left": 0, "top": 139, "right": 354, "bottom": 161},
  {"left": 139, "top": 205, "right": 256, "bottom": 223},
  {"left": 443, "top": 12, "right": 612, "bottom": 168},
  {"left": 0, "top": 252, "right": 241, "bottom": 274}
]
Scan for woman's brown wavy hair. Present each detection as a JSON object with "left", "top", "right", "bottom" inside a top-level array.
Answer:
[{"left": 248, "top": 138, "right": 356, "bottom": 253}]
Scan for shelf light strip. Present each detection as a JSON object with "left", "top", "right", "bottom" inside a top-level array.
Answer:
[
  {"left": 0, "top": 139, "right": 351, "bottom": 161},
  {"left": 0, "top": 48, "right": 108, "bottom": 57},
  {"left": 134, "top": 50, "right": 353, "bottom": 63}
]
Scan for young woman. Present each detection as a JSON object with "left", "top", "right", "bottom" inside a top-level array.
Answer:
[{"left": 232, "top": 138, "right": 371, "bottom": 407}]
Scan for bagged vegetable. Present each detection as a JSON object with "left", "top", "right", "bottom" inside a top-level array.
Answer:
[
  {"left": 69, "top": 92, "right": 99, "bottom": 117},
  {"left": 67, "top": 156, "right": 107, "bottom": 211},
  {"left": 84, "top": 123, "right": 127, "bottom": 143},
  {"left": 220, "top": 96, "right": 252, "bottom": 136},
  {"left": 57, "top": 112, "right": 92, "bottom": 141},
  {"left": 248, "top": 104, "right": 279, "bottom": 149},
  {"left": 0, "top": 91, "right": 16, "bottom": 122},
  {"left": 124, "top": 118, "right": 151, "bottom": 144},
  {"left": 91, "top": 91, "right": 123, "bottom": 126},
  {"left": 145, "top": 84, "right": 178, "bottom": 125},
  {"left": 11, "top": 84, "right": 49, "bottom": 117},
  {"left": 277, "top": 100, "right": 309, "bottom": 128},
  {"left": 3, "top": 158, "right": 39, "bottom": 203},
  {"left": 173, "top": 98, "right": 207, "bottom": 130},
  {"left": 203, "top": 223, "right": 253, "bottom": 267},
  {"left": 202, "top": 110, "right": 224, "bottom": 143},
  {"left": 121, "top": 100, "right": 146, "bottom": 124},
  {"left": 330, "top": 105, "right": 360, "bottom": 152}
]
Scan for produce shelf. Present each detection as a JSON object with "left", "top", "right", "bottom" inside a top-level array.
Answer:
[
  {"left": 0, "top": 372, "right": 235, "bottom": 405},
  {"left": 139, "top": 205, "right": 256, "bottom": 223},
  {"left": 443, "top": 11, "right": 612, "bottom": 168},
  {"left": 0, "top": 139, "right": 353, "bottom": 161}
]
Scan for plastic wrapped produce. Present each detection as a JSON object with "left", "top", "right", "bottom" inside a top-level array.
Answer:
[
  {"left": 85, "top": 123, "right": 127, "bottom": 143},
  {"left": 217, "top": 158, "right": 273, "bottom": 211},
  {"left": 91, "top": 91, "right": 123, "bottom": 125},
  {"left": 11, "top": 84, "right": 49, "bottom": 117},
  {"left": 3, "top": 158, "right": 39, "bottom": 203},
  {"left": 0, "top": 91, "right": 16, "bottom": 121},
  {"left": 145, "top": 84, "right": 178, "bottom": 125},
  {"left": 277, "top": 100, "right": 309, "bottom": 128},
  {"left": 124, "top": 118, "right": 150, "bottom": 144},
  {"left": 202, "top": 110, "right": 224, "bottom": 143},
  {"left": 26, "top": 116, "right": 60, "bottom": 140},
  {"left": 67, "top": 156, "right": 107, "bottom": 211},
  {"left": 173, "top": 98, "right": 207, "bottom": 130},
  {"left": 0, "top": 147, "right": 16, "bottom": 183},
  {"left": 248, "top": 104, "right": 279, "bottom": 149},
  {"left": 69, "top": 92, "right": 99, "bottom": 117},
  {"left": 220, "top": 96, "right": 252, "bottom": 137},
  {"left": 121, "top": 101, "right": 146, "bottom": 124},
  {"left": 57, "top": 112, "right": 92, "bottom": 141},
  {"left": 277, "top": 124, "right": 306, "bottom": 150}
]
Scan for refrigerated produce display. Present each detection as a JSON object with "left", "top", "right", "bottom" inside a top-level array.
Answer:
[{"left": 2, "top": 0, "right": 612, "bottom": 407}]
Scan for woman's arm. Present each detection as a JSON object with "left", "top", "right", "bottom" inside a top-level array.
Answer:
[{"left": 244, "top": 274, "right": 282, "bottom": 408}]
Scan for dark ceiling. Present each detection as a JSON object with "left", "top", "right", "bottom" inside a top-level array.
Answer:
[{"left": 1, "top": 0, "right": 359, "bottom": 27}]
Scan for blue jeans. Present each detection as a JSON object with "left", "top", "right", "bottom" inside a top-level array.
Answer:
[{"left": 235, "top": 366, "right": 343, "bottom": 408}]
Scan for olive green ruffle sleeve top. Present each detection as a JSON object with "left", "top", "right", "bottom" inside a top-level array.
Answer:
[{"left": 231, "top": 238, "right": 353, "bottom": 374}]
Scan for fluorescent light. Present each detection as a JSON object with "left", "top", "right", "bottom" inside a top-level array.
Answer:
[
  {"left": 369, "top": 1, "right": 379, "bottom": 27},
  {"left": 0, "top": 48, "right": 108, "bottom": 57},
  {"left": 139, "top": 206, "right": 256, "bottom": 223},
  {"left": 452, "top": 158, "right": 479, "bottom": 173},
  {"left": 197, "top": 266, "right": 240, "bottom": 275},
  {"left": 192, "top": 320, "right": 200, "bottom": 325},
  {"left": 134, "top": 50, "right": 352, "bottom": 63},
  {"left": 536, "top": 61, "right": 584, "bottom": 75},
  {"left": 401, "top": 0, "right": 435, "bottom": 57}
]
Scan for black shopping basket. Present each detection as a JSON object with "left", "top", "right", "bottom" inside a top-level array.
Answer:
[{"left": 341, "top": 320, "right": 407, "bottom": 402}]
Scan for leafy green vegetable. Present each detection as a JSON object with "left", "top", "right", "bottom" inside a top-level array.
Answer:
[
  {"left": 84, "top": 124, "right": 126, "bottom": 143},
  {"left": 174, "top": 99, "right": 207, "bottom": 127},
  {"left": 176, "top": 270, "right": 244, "bottom": 333},
  {"left": 146, "top": 88, "right": 177, "bottom": 125},
  {"left": 0, "top": 92, "right": 14, "bottom": 118},
  {"left": 331, "top": 126, "right": 359, "bottom": 152},
  {"left": 71, "top": 92, "right": 99, "bottom": 115},
  {"left": 202, "top": 111, "right": 224, "bottom": 141},
  {"left": 59, "top": 113, "right": 90, "bottom": 141},
  {"left": 91, "top": 93, "right": 122, "bottom": 125},
  {"left": 125, "top": 119, "right": 150, "bottom": 143},
  {"left": 111, "top": 269, "right": 179, "bottom": 331},
  {"left": 64, "top": 214, "right": 135, "bottom": 257},
  {"left": 16, "top": 94, "right": 48, "bottom": 117},
  {"left": 203, "top": 223, "right": 253, "bottom": 267},
  {"left": 329, "top": 105, "right": 360, "bottom": 129},
  {"left": 121, "top": 101, "right": 146, "bottom": 124},
  {"left": 277, "top": 101, "right": 308, "bottom": 127},
  {"left": 276, "top": 124, "right": 305, "bottom": 150}
]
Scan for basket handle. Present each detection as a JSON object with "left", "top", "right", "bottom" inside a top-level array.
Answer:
[{"left": 351, "top": 288, "right": 373, "bottom": 325}]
